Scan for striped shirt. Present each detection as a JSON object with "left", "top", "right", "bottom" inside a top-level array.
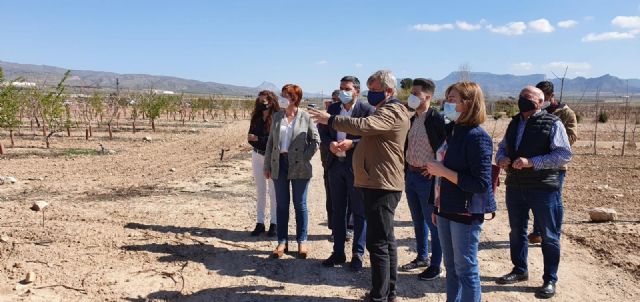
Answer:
[
  {"left": 495, "top": 116, "right": 572, "bottom": 170},
  {"left": 406, "top": 112, "right": 435, "bottom": 167}
]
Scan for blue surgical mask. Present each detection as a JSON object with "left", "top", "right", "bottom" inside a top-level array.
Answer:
[
  {"left": 367, "top": 91, "right": 386, "bottom": 107},
  {"left": 339, "top": 90, "right": 354, "bottom": 104},
  {"left": 443, "top": 102, "right": 460, "bottom": 121}
]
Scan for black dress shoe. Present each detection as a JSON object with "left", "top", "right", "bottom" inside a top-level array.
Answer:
[
  {"left": 350, "top": 255, "right": 363, "bottom": 272},
  {"left": 322, "top": 253, "right": 346, "bottom": 267},
  {"left": 496, "top": 271, "right": 529, "bottom": 284},
  {"left": 267, "top": 223, "right": 277, "bottom": 237},
  {"left": 362, "top": 293, "right": 398, "bottom": 302},
  {"left": 250, "top": 223, "right": 265, "bottom": 236},
  {"left": 535, "top": 281, "right": 556, "bottom": 299}
]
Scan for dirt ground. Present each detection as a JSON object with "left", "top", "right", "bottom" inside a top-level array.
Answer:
[{"left": 1, "top": 117, "right": 639, "bottom": 301}]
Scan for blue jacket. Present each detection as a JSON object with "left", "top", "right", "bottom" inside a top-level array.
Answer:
[
  {"left": 318, "top": 100, "right": 375, "bottom": 168},
  {"left": 439, "top": 123, "right": 496, "bottom": 214}
]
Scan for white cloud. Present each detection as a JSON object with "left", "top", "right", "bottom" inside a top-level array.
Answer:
[
  {"left": 611, "top": 16, "right": 640, "bottom": 29},
  {"left": 411, "top": 23, "right": 454, "bottom": 32},
  {"left": 528, "top": 19, "right": 555, "bottom": 33},
  {"left": 582, "top": 31, "right": 635, "bottom": 42},
  {"left": 511, "top": 62, "right": 534, "bottom": 72},
  {"left": 316, "top": 60, "right": 328, "bottom": 65},
  {"left": 455, "top": 20, "right": 483, "bottom": 31},
  {"left": 557, "top": 20, "right": 578, "bottom": 28},
  {"left": 487, "top": 22, "right": 527, "bottom": 36},
  {"left": 543, "top": 61, "right": 592, "bottom": 72},
  {"left": 355, "top": 63, "right": 363, "bottom": 68}
]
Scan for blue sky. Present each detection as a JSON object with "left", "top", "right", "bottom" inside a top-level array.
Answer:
[{"left": 1, "top": 0, "right": 639, "bottom": 93}]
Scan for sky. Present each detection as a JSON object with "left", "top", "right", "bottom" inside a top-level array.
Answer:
[{"left": 1, "top": 0, "right": 640, "bottom": 94}]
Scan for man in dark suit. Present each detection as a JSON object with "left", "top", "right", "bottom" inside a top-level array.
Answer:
[
  {"left": 319, "top": 90, "right": 341, "bottom": 234},
  {"left": 319, "top": 76, "right": 375, "bottom": 271}
]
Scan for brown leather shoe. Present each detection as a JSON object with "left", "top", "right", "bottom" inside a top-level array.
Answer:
[
  {"left": 297, "top": 242, "right": 308, "bottom": 259},
  {"left": 528, "top": 233, "right": 542, "bottom": 244},
  {"left": 272, "top": 243, "right": 288, "bottom": 258}
]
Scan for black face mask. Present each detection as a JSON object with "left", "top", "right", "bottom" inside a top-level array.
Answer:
[
  {"left": 257, "top": 103, "right": 269, "bottom": 112},
  {"left": 518, "top": 96, "right": 537, "bottom": 113}
]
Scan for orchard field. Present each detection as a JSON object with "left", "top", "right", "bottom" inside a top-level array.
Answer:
[{"left": 1, "top": 77, "right": 639, "bottom": 301}]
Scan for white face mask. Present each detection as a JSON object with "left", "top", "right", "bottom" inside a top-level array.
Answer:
[
  {"left": 541, "top": 101, "right": 551, "bottom": 110},
  {"left": 407, "top": 94, "right": 422, "bottom": 110},
  {"left": 278, "top": 96, "right": 290, "bottom": 108}
]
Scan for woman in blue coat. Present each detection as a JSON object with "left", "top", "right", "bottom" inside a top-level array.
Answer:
[{"left": 425, "top": 82, "right": 496, "bottom": 302}]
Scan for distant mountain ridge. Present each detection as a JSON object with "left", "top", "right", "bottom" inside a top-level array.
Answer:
[
  {"left": 2, "top": 60, "right": 638, "bottom": 98},
  {"left": 0, "top": 60, "right": 285, "bottom": 97},
  {"left": 430, "top": 72, "right": 640, "bottom": 98}
]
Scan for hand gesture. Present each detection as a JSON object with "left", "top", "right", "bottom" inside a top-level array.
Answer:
[
  {"left": 511, "top": 157, "right": 532, "bottom": 170},
  {"left": 498, "top": 157, "right": 511, "bottom": 170},
  {"left": 425, "top": 161, "right": 447, "bottom": 177},
  {"left": 329, "top": 141, "right": 341, "bottom": 154},
  {"left": 337, "top": 139, "right": 353, "bottom": 151},
  {"left": 309, "top": 109, "right": 330, "bottom": 125}
]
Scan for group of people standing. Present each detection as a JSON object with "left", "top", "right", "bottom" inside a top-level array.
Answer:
[{"left": 246, "top": 69, "right": 576, "bottom": 302}]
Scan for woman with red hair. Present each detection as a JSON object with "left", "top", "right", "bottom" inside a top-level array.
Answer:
[{"left": 264, "top": 84, "right": 319, "bottom": 259}]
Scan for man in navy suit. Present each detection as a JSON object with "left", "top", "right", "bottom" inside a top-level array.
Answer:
[{"left": 319, "top": 76, "right": 376, "bottom": 271}]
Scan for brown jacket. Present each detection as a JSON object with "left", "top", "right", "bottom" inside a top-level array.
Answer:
[
  {"left": 552, "top": 104, "right": 578, "bottom": 146},
  {"left": 330, "top": 100, "right": 411, "bottom": 191},
  {"left": 549, "top": 104, "right": 578, "bottom": 170}
]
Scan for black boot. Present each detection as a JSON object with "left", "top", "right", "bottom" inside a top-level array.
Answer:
[
  {"left": 267, "top": 223, "right": 277, "bottom": 237},
  {"left": 251, "top": 223, "right": 265, "bottom": 236}
]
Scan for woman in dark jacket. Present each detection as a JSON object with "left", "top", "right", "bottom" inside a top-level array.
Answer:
[
  {"left": 425, "top": 82, "right": 495, "bottom": 302},
  {"left": 248, "top": 90, "right": 280, "bottom": 237}
]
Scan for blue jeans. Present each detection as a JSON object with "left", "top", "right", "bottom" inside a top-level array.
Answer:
[
  {"left": 437, "top": 216, "right": 482, "bottom": 302},
  {"left": 405, "top": 170, "right": 441, "bottom": 267},
  {"left": 329, "top": 160, "right": 366, "bottom": 257},
  {"left": 506, "top": 186, "right": 563, "bottom": 283},
  {"left": 273, "top": 154, "right": 309, "bottom": 245},
  {"left": 532, "top": 170, "right": 565, "bottom": 236}
]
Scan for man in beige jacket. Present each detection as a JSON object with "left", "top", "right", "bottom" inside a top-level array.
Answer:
[{"left": 310, "top": 70, "right": 411, "bottom": 302}]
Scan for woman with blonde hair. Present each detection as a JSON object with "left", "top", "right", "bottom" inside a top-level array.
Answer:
[{"left": 425, "top": 82, "right": 496, "bottom": 302}]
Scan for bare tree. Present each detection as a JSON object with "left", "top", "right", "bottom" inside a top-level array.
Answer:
[
  {"left": 458, "top": 63, "right": 471, "bottom": 82},
  {"left": 621, "top": 81, "right": 631, "bottom": 156},
  {"left": 593, "top": 88, "right": 601, "bottom": 155},
  {"left": 551, "top": 66, "right": 569, "bottom": 103}
]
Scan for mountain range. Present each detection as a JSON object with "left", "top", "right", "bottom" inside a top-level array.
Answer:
[
  {"left": 433, "top": 72, "right": 640, "bottom": 98},
  {"left": 2, "top": 60, "right": 638, "bottom": 99}
]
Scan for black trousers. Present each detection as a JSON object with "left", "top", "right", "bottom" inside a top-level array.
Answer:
[
  {"left": 319, "top": 146, "right": 333, "bottom": 229},
  {"left": 361, "top": 188, "right": 401, "bottom": 302}
]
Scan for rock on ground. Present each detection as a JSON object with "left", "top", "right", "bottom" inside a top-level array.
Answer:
[{"left": 588, "top": 207, "right": 617, "bottom": 222}]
